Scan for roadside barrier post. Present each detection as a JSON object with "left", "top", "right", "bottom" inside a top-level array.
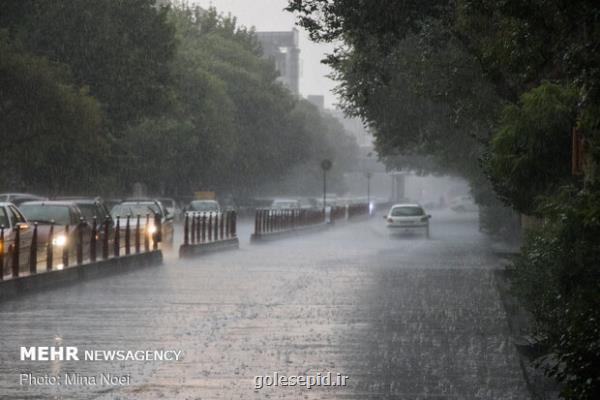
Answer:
[
  {"left": 144, "top": 214, "right": 150, "bottom": 252},
  {"left": 103, "top": 216, "right": 109, "bottom": 260},
  {"left": 114, "top": 217, "right": 120, "bottom": 257},
  {"left": 47, "top": 222, "right": 54, "bottom": 271},
  {"left": 219, "top": 213, "right": 224, "bottom": 240},
  {"left": 213, "top": 214, "right": 219, "bottom": 241},
  {"left": 184, "top": 214, "right": 189, "bottom": 245},
  {"left": 0, "top": 226, "right": 4, "bottom": 280},
  {"left": 29, "top": 222, "right": 38, "bottom": 275},
  {"left": 62, "top": 225, "right": 69, "bottom": 268},
  {"left": 152, "top": 214, "right": 162, "bottom": 250},
  {"left": 125, "top": 216, "right": 131, "bottom": 255},
  {"left": 11, "top": 226, "right": 20, "bottom": 277},
  {"left": 90, "top": 217, "right": 97, "bottom": 263},
  {"left": 197, "top": 214, "right": 201, "bottom": 242},
  {"left": 225, "top": 211, "right": 230, "bottom": 238},
  {"left": 232, "top": 211, "right": 237, "bottom": 237},
  {"left": 190, "top": 214, "right": 195, "bottom": 244},
  {"left": 135, "top": 215, "right": 141, "bottom": 254},
  {"left": 255, "top": 210, "right": 260, "bottom": 235},
  {"left": 77, "top": 218, "right": 84, "bottom": 265}
]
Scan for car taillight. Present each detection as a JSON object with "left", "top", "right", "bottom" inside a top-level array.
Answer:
[
  {"left": 387, "top": 218, "right": 394, "bottom": 223},
  {"left": 420, "top": 216, "right": 428, "bottom": 222}
]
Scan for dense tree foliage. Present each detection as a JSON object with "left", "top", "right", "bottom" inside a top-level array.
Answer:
[
  {"left": 0, "top": 34, "right": 108, "bottom": 195},
  {"left": 0, "top": 2, "right": 359, "bottom": 198},
  {"left": 485, "top": 84, "right": 578, "bottom": 214},
  {"left": 0, "top": 0, "right": 176, "bottom": 129}
]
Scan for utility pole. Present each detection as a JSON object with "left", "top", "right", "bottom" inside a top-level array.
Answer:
[{"left": 321, "top": 159, "right": 332, "bottom": 216}]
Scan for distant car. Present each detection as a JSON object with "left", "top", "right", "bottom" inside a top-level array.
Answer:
[
  {"left": 19, "top": 201, "right": 92, "bottom": 265},
  {"left": 188, "top": 200, "right": 221, "bottom": 214},
  {"left": 111, "top": 200, "right": 174, "bottom": 246},
  {"left": 0, "top": 202, "right": 33, "bottom": 276},
  {"left": 449, "top": 195, "right": 478, "bottom": 212},
  {"left": 0, "top": 193, "right": 47, "bottom": 206},
  {"left": 271, "top": 198, "right": 300, "bottom": 209},
  {"left": 385, "top": 204, "right": 431, "bottom": 238}
]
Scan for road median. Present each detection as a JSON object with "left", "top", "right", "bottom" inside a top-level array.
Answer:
[{"left": 0, "top": 250, "right": 162, "bottom": 301}]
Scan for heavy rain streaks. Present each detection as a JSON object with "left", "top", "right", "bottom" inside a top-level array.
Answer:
[{"left": 0, "top": 211, "right": 529, "bottom": 399}]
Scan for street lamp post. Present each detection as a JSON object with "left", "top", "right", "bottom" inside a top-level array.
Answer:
[{"left": 320, "top": 159, "right": 332, "bottom": 217}]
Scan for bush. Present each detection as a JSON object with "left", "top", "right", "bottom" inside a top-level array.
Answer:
[{"left": 512, "top": 186, "right": 600, "bottom": 399}]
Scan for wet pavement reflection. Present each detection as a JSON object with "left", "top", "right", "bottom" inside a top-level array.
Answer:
[{"left": 0, "top": 211, "right": 529, "bottom": 399}]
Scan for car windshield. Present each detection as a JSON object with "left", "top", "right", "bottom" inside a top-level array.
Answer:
[
  {"left": 77, "top": 204, "right": 99, "bottom": 220},
  {"left": 190, "top": 201, "right": 218, "bottom": 212},
  {"left": 112, "top": 203, "right": 159, "bottom": 219},
  {"left": 20, "top": 204, "right": 72, "bottom": 225},
  {"left": 391, "top": 206, "right": 425, "bottom": 217}
]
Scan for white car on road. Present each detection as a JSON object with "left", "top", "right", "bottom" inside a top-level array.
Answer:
[{"left": 385, "top": 204, "right": 431, "bottom": 238}]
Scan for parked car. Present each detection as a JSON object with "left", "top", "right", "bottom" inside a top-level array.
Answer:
[
  {"left": 0, "top": 202, "right": 33, "bottom": 276},
  {"left": 111, "top": 200, "right": 174, "bottom": 246},
  {"left": 0, "top": 193, "right": 47, "bottom": 206},
  {"left": 187, "top": 200, "right": 221, "bottom": 214},
  {"left": 55, "top": 197, "right": 114, "bottom": 251},
  {"left": 19, "top": 201, "right": 92, "bottom": 266},
  {"left": 385, "top": 204, "right": 431, "bottom": 238}
]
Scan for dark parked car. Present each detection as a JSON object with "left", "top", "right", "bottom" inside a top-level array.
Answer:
[
  {"left": 55, "top": 197, "right": 114, "bottom": 252},
  {"left": 19, "top": 201, "right": 92, "bottom": 266},
  {"left": 111, "top": 199, "right": 174, "bottom": 246},
  {"left": 0, "top": 202, "right": 33, "bottom": 276}
]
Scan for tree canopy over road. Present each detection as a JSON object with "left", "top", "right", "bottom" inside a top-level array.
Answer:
[{"left": 286, "top": 1, "right": 600, "bottom": 398}]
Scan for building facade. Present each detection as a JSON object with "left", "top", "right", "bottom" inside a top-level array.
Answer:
[{"left": 256, "top": 29, "right": 301, "bottom": 95}]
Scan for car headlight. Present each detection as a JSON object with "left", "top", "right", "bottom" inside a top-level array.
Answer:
[{"left": 52, "top": 235, "right": 67, "bottom": 247}]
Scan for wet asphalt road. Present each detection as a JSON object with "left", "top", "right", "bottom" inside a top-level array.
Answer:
[{"left": 0, "top": 211, "right": 529, "bottom": 399}]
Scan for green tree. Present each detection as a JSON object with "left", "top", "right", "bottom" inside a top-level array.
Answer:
[
  {"left": 0, "top": 34, "right": 108, "bottom": 194},
  {"left": 485, "top": 83, "right": 579, "bottom": 214},
  {"left": 0, "top": 0, "right": 177, "bottom": 129}
]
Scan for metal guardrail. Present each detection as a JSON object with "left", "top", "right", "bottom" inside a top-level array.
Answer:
[
  {"left": 0, "top": 214, "right": 161, "bottom": 280},
  {"left": 183, "top": 211, "right": 237, "bottom": 246},
  {"left": 253, "top": 208, "right": 325, "bottom": 236}
]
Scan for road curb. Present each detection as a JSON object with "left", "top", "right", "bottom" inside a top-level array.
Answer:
[
  {"left": 493, "top": 268, "right": 561, "bottom": 399},
  {"left": 179, "top": 238, "right": 239, "bottom": 258},
  {"left": 0, "top": 250, "right": 163, "bottom": 302}
]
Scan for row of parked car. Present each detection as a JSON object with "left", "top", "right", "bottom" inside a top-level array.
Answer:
[{"left": 0, "top": 193, "right": 182, "bottom": 275}]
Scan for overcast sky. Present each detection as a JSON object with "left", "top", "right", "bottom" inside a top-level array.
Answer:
[{"left": 192, "top": 0, "right": 339, "bottom": 108}]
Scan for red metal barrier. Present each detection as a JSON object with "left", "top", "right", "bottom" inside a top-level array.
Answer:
[
  {"left": 253, "top": 208, "right": 326, "bottom": 236},
  {"left": 182, "top": 211, "right": 237, "bottom": 245}
]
